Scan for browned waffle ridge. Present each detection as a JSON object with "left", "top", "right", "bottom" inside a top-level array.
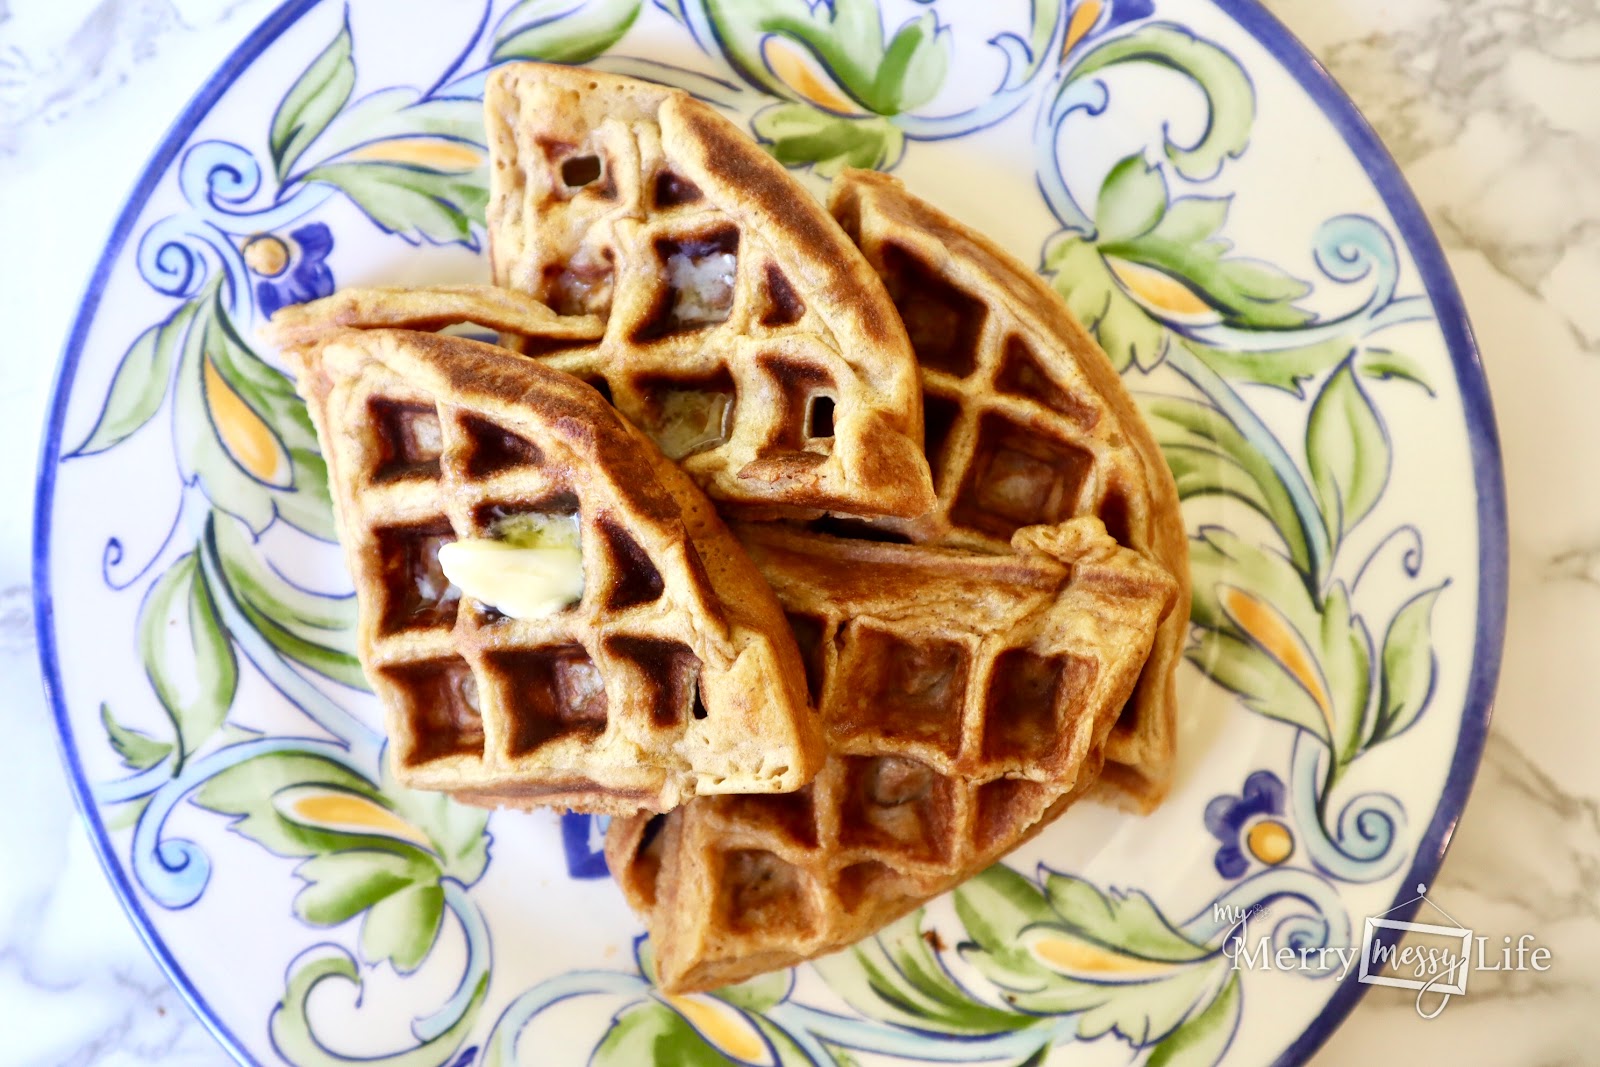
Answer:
[
  {"left": 268, "top": 284, "right": 606, "bottom": 351},
  {"left": 279, "top": 326, "right": 822, "bottom": 815},
  {"left": 483, "top": 62, "right": 936, "bottom": 521},
  {"left": 828, "top": 169, "right": 1191, "bottom": 810},
  {"left": 606, "top": 519, "right": 1176, "bottom": 992}
]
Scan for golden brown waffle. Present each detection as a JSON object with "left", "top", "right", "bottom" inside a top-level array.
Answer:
[
  {"left": 268, "top": 284, "right": 604, "bottom": 351},
  {"left": 829, "top": 170, "right": 1191, "bottom": 810},
  {"left": 605, "top": 519, "right": 1176, "bottom": 992},
  {"left": 280, "top": 326, "right": 822, "bottom": 815},
  {"left": 483, "top": 63, "right": 935, "bottom": 521}
]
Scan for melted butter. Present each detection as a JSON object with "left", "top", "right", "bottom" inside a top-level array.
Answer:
[
  {"left": 652, "top": 390, "right": 731, "bottom": 459},
  {"left": 438, "top": 513, "right": 583, "bottom": 619},
  {"left": 490, "top": 512, "right": 581, "bottom": 550}
]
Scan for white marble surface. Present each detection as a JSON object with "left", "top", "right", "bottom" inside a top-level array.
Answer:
[{"left": 0, "top": 0, "right": 1594, "bottom": 1064}]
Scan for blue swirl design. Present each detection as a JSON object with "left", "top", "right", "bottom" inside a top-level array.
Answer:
[
  {"left": 136, "top": 216, "right": 230, "bottom": 301},
  {"left": 1186, "top": 866, "right": 1353, "bottom": 979},
  {"left": 1034, "top": 73, "right": 1111, "bottom": 235},
  {"left": 483, "top": 970, "right": 651, "bottom": 1065},
  {"left": 178, "top": 140, "right": 339, "bottom": 233},
  {"left": 419, "top": 881, "right": 494, "bottom": 1043},
  {"left": 889, "top": 10, "right": 1068, "bottom": 141},
  {"left": 115, "top": 736, "right": 366, "bottom": 908},
  {"left": 1290, "top": 734, "right": 1407, "bottom": 882},
  {"left": 1351, "top": 524, "right": 1425, "bottom": 593},
  {"left": 137, "top": 141, "right": 336, "bottom": 318},
  {"left": 100, "top": 499, "right": 188, "bottom": 592},
  {"left": 1179, "top": 214, "right": 1433, "bottom": 352}
]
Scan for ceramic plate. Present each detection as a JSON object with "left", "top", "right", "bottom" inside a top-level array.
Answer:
[{"left": 34, "top": 1, "right": 1506, "bottom": 1064}]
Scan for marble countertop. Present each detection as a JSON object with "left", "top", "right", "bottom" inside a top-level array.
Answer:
[{"left": 1, "top": 0, "right": 1593, "bottom": 1063}]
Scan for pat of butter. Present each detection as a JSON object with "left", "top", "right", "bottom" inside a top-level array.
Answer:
[{"left": 438, "top": 515, "right": 584, "bottom": 619}]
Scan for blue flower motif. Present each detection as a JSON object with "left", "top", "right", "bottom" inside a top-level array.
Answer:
[
  {"left": 561, "top": 812, "right": 611, "bottom": 879},
  {"left": 1205, "top": 770, "right": 1291, "bottom": 878},
  {"left": 246, "top": 222, "right": 334, "bottom": 319},
  {"left": 1104, "top": 0, "right": 1155, "bottom": 33}
]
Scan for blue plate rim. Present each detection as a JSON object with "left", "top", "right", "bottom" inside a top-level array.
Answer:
[{"left": 29, "top": 1, "right": 1509, "bottom": 1064}]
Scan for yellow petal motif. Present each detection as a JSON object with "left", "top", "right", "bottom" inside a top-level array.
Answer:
[
  {"left": 1104, "top": 255, "right": 1221, "bottom": 325},
  {"left": 1218, "top": 584, "right": 1335, "bottom": 738},
  {"left": 272, "top": 785, "right": 434, "bottom": 850},
  {"left": 1024, "top": 930, "right": 1178, "bottom": 982},
  {"left": 1247, "top": 819, "right": 1294, "bottom": 866},
  {"left": 203, "top": 354, "right": 291, "bottom": 486},
  {"left": 1064, "top": 0, "right": 1104, "bottom": 55},
  {"left": 661, "top": 994, "right": 774, "bottom": 1065},
  {"left": 761, "top": 36, "right": 863, "bottom": 116},
  {"left": 345, "top": 138, "right": 485, "bottom": 172},
  {"left": 242, "top": 235, "right": 290, "bottom": 277}
]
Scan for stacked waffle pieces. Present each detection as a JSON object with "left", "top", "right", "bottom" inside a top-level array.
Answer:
[
  {"left": 483, "top": 62, "right": 935, "bottom": 520},
  {"left": 270, "top": 61, "right": 1190, "bottom": 997},
  {"left": 829, "top": 170, "right": 1190, "bottom": 808},
  {"left": 278, "top": 326, "right": 821, "bottom": 814},
  {"left": 606, "top": 520, "right": 1174, "bottom": 991}
]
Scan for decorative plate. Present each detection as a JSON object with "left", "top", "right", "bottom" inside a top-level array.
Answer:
[{"left": 34, "top": 0, "right": 1506, "bottom": 1064}]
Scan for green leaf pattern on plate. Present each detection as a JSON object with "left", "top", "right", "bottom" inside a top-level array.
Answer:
[
  {"left": 100, "top": 703, "right": 174, "bottom": 772},
  {"left": 136, "top": 549, "right": 237, "bottom": 770},
  {"left": 269, "top": 18, "right": 355, "bottom": 181},
  {"left": 492, "top": 0, "right": 645, "bottom": 64}
]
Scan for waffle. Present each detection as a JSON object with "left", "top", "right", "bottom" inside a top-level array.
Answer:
[
  {"left": 279, "top": 326, "right": 822, "bottom": 815},
  {"left": 267, "top": 283, "right": 604, "bottom": 351},
  {"left": 483, "top": 63, "right": 935, "bottom": 521},
  {"left": 829, "top": 170, "right": 1191, "bottom": 809},
  {"left": 605, "top": 519, "right": 1177, "bottom": 992}
]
